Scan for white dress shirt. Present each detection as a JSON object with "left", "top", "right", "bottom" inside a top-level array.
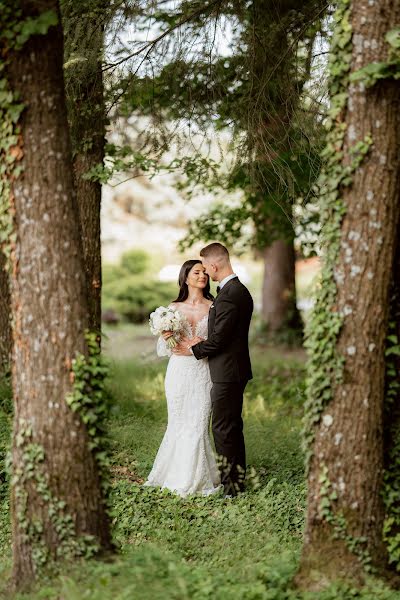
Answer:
[{"left": 218, "top": 273, "right": 238, "bottom": 290}]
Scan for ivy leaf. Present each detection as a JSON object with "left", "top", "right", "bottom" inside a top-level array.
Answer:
[
  {"left": 386, "top": 345, "right": 400, "bottom": 357},
  {"left": 8, "top": 103, "right": 24, "bottom": 123},
  {"left": 386, "top": 28, "right": 400, "bottom": 49},
  {"left": 16, "top": 10, "right": 58, "bottom": 47},
  {"left": 350, "top": 62, "right": 390, "bottom": 86}
]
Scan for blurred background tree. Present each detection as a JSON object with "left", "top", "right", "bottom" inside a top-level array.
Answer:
[{"left": 102, "top": 0, "right": 330, "bottom": 343}]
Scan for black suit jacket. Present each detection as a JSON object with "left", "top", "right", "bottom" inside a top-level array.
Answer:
[{"left": 192, "top": 277, "right": 253, "bottom": 383}]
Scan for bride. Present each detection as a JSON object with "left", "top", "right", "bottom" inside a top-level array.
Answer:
[{"left": 144, "top": 259, "right": 221, "bottom": 497}]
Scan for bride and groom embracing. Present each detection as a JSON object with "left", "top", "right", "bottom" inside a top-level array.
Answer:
[{"left": 145, "top": 242, "right": 254, "bottom": 498}]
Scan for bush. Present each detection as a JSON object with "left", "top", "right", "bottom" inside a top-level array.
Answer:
[
  {"left": 120, "top": 249, "right": 149, "bottom": 275},
  {"left": 102, "top": 250, "right": 177, "bottom": 323},
  {"left": 102, "top": 274, "right": 176, "bottom": 323},
  {"left": 102, "top": 264, "right": 128, "bottom": 285}
]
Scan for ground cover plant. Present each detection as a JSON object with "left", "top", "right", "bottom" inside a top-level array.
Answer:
[{"left": 0, "top": 327, "right": 398, "bottom": 599}]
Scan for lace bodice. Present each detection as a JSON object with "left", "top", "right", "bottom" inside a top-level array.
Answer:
[
  {"left": 157, "top": 311, "right": 208, "bottom": 357},
  {"left": 184, "top": 314, "right": 208, "bottom": 339}
]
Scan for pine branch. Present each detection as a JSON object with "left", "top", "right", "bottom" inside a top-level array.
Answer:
[{"left": 103, "top": 0, "right": 225, "bottom": 71}]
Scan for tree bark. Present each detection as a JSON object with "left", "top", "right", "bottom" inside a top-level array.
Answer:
[
  {"left": 6, "top": 0, "right": 111, "bottom": 587},
  {"left": 62, "top": 1, "right": 105, "bottom": 334},
  {"left": 298, "top": 0, "right": 400, "bottom": 585},
  {"left": 261, "top": 238, "right": 301, "bottom": 334}
]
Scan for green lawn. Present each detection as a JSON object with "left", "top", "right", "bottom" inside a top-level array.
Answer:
[{"left": 0, "top": 327, "right": 398, "bottom": 599}]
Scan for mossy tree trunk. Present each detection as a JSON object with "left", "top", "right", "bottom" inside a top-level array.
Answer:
[
  {"left": 62, "top": 0, "right": 105, "bottom": 334},
  {"left": 298, "top": 0, "right": 400, "bottom": 586},
  {"left": 6, "top": 0, "right": 111, "bottom": 587}
]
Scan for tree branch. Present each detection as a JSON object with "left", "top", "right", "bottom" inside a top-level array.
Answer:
[{"left": 103, "top": 0, "right": 224, "bottom": 72}]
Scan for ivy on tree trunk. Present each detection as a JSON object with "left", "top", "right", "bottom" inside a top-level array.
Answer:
[
  {"left": 62, "top": 0, "right": 106, "bottom": 334},
  {"left": 3, "top": 0, "right": 111, "bottom": 587},
  {"left": 298, "top": 0, "right": 400, "bottom": 586},
  {"left": 0, "top": 250, "right": 11, "bottom": 374}
]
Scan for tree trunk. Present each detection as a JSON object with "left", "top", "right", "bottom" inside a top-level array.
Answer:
[
  {"left": 261, "top": 238, "right": 301, "bottom": 334},
  {"left": 0, "top": 251, "right": 11, "bottom": 373},
  {"left": 247, "top": 2, "right": 305, "bottom": 341},
  {"left": 298, "top": 0, "right": 400, "bottom": 586},
  {"left": 6, "top": 0, "right": 111, "bottom": 587},
  {"left": 62, "top": 1, "right": 105, "bottom": 334}
]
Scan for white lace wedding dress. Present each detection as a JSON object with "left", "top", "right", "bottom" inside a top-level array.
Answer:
[{"left": 144, "top": 312, "right": 221, "bottom": 497}]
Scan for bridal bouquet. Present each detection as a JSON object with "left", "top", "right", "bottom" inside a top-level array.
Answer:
[{"left": 149, "top": 306, "right": 185, "bottom": 349}]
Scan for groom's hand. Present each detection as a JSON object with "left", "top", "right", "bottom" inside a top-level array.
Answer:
[
  {"left": 171, "top": 336, "right": 203, "bottom": 356},
  {"left": 187, "top": 336, "right": 203, "bottom": 347},
  {"left": 171, "top": 341, "right": 192, "bottom": 356}
]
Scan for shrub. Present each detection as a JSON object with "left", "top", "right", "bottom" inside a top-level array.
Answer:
[
  {"left": 102, "top": 250, "right": 177, "bottom": 323},
  {"left": 102, "top": 264, "right": 128, "bottom": 285},
  {"left": 102, "top": 275, "right": 176, "bottom": 323},
  {"left": 120, "top": 249, "right": 149, "bottom": 275}
]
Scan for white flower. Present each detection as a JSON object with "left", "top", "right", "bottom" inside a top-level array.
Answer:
[{"left": 149, "top": 306, "right": 186, "bottom": 341}]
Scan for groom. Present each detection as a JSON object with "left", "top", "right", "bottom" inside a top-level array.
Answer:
[{"left": 173, "top": 242, "right": 253, "bottom": 496}]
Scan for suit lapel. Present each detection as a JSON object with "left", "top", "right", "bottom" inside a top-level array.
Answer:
[{"left": 207, "top": 277, "right": 239, "bottom": 335}]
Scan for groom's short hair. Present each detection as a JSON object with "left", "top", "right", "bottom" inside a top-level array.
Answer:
[{"left": 200, "top": 243, "right": 230, "bottom": 262}]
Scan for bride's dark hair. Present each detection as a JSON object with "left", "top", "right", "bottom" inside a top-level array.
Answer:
[{"left": 172, "top": 260, "right": 214, "bottom": 303}]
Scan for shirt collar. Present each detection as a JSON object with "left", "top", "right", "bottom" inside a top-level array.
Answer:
[{"left": 219, "top": 273, "right": 237, "bottom": 290}]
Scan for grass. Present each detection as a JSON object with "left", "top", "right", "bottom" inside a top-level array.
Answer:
[{"left": 0, "top": 327, "right": 398, "bottom": 599}]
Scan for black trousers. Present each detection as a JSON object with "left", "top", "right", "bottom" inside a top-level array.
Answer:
[{"left": 211, "top": 380, "right": 247, "bottom": 495}]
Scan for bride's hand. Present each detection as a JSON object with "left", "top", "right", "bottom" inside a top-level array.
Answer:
[{"left": 162, "top": 330, "right": 174, "bottom": 340}]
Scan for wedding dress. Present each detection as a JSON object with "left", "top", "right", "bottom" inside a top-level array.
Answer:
[{"left": 144, "top": 311, "right": 221, "bottom": 497}]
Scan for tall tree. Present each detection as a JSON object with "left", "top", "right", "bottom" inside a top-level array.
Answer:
[
  {"left": 1, "top": 0, "right": 111, "bottom": 587},
  {"left": 298, "top": 0, "right": 400, "bottom": 585},
  {"left": 117, "top": 0, "right": 325, "bottom": 339},
  {"left": 242, "top": 0, "right": 321, "bottom": 336},
  {"left": 62, "top": 0, "right": 106, "bottom": 334}
]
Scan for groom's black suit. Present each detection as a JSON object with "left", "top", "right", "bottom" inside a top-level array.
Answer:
[{"left": 191, "top": 277, "right": 253, "bottom": 495}]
